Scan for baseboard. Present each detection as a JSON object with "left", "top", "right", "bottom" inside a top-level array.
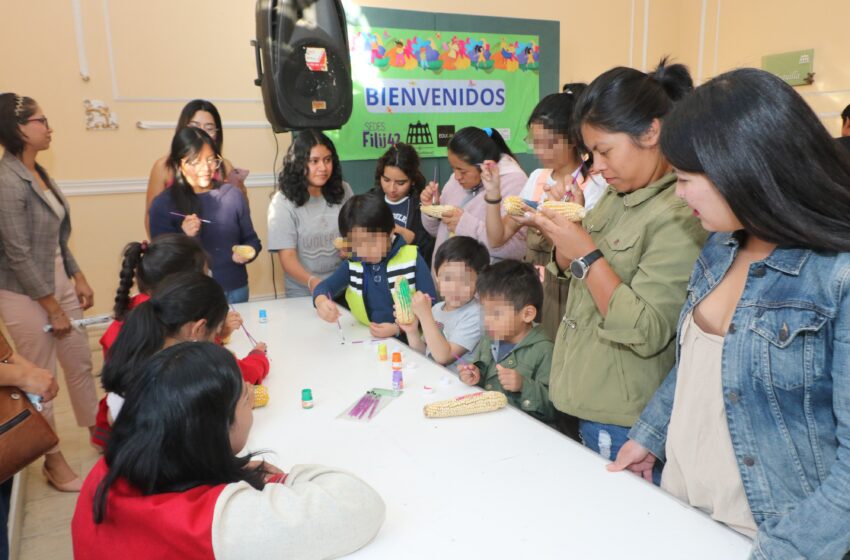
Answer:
[{"left": 8, "top": 470, "right": 25, "bottom": 560}]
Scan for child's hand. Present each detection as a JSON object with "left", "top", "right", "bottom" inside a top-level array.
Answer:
[
  {"left": 316, "top": 295, "right": 340, "bottom": 323},
  {"left": 421, "top": 181, "right": 439, "bottom": 205},
  {"left": 370, "top": 322, "right": 399, "bottom": 338},
  {"left": 496, "top": 364, "right": 523, "bottom": 392},
  {"left": 410, "top": 291, "right": 432, "bottom": 318},
  {"left": 221, "top": 310, "right": 243, "bottom": 339},
  {"left": 253, "top": 342, "right": 267, "bottom": 354},
  {"left": 458, "top": 363, "right": 481, "bottom": 386},
  {"left": 396, "top": 317, "right": 420, "bottom": 336},
  {"left": 480, "top": 159, "right": 501, "bottom": 197},
  {"left": 441, "top": 208, "right": 463, "bottom": 233}
]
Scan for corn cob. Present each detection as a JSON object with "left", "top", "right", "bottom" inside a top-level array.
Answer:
[
  {"left": 420, "top": 205, "right": 457, "bottom": 219},
  {"left": 502, "top": 196, "right": 529, "bottom": 216},
  {"left": 392, "top": 277, "right": 415, "bottom": 324},
  {"left": 540, "top": 200, "right": 586, "bottom": 222},
  {"left": 423, "top": 391, "right": 508, "bottom": 418},
  {"left": 332, "top": 237, "right": 349, "bottom": 251},
  {"left": 253, "top": 385, "right": 269, "bottom": 408},
  {"left": 232, "top": 245, "right": 257, "bottom": 260}
]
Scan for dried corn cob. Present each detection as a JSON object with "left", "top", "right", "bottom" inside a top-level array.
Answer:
[
  {"left": 392, "top": 277, "right": 415, "bottom": 324},
  {"left": 503, "top": 196, "right": 529, "bottom": 216},
  {"left": 420, "top": 205, "right": 457, "bottom": 219},
  {"left": 253, "top": 385, "right": 269, "bottom": 408},
  {"left": 540, "top": 200, "right": 586, "bottom": 222},
  {"left": 423, "top": 391, "right": 508, "bottom": 418},
  {"left": 232, "top": 245, "right": 257, "bottom": 260}
]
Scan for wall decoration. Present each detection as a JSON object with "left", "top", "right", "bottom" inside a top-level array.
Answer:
[{"left": 84, "top": 99, "right": 119, "bottom": 130}]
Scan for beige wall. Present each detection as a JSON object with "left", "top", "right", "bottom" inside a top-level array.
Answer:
[{"left": 1, "top": 0, "right": 848, "bottom": 316}]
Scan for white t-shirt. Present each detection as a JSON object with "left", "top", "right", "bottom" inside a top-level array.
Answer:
[
  {"left": 267, "top": 182, "right": 353, "bottom": 298},
  {"left": 518, "top": 167, "right": 606, "bottom": 211},
  {"left": 428, "top": 299, "right": 482, "bottom": 370}
]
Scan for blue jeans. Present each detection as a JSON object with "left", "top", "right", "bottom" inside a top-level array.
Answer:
[
  {"left": 579, "top": 420, "right": 662, "bottom": 485},
  {"left": 225, "top": 285, "right": 249, "bottom": 304}
]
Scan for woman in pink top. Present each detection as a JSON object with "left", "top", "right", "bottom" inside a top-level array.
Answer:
[{"left": 420, "top": 127, "right": 528, "bottom": 265}]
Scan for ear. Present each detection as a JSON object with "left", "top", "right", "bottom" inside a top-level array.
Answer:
[
  {"left": 520, "top": 304, "right": 537, "bottom": 324},
  {"left": 639, "top": 118, "right": 662, "bottom": 149},
  {"left": 188, "top": 318, "right": 209, "bottom": 341}
]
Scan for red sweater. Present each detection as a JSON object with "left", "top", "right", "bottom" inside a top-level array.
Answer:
[{"left": 73, "top": 458, "right": 224, "bottom": 560}]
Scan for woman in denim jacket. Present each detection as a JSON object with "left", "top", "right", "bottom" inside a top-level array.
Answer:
[{"left": 611, "top": 68, "right": 850, "bottom": 559}]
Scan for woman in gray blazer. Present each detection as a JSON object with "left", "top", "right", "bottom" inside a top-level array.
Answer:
[{"left": 0, "top": 94, "right": 99, "bottom": 492}]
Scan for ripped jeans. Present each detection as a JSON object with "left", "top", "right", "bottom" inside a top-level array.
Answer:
[{"left": 579, "top": 420, "right": 662, "bottom": 485}]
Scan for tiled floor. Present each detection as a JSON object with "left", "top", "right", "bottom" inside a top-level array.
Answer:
[{"left": 14, "top": 345, "right": 104, "bottom": 560}]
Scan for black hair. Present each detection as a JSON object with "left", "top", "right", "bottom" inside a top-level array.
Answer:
[
  {"left": 372, "top": 143, "right": 426, "bottom": 197},
  {"left": 93, "top": 342, "right": 266, "bottom": 524},
  {"left": 176, "top": 99, "right": 225, "bottom": 152},
  {"left": 842, "top": 103, "right": 850, "bottom": 125},
  {"left": 278, "top": 129, "right": 345, "bottom": 207},
  {"left": 113, "top": 234, "right": 207, "bottom": 321},
  {"left": 476, "top": 260, "right": 543, "bottom": 319},
  {"left": 338, "top": 192, "right": 395, "bottom": 237},
  {"left": 101, "top": 272, "right": 228, "bottom": 397},
  {"left": 661, "top": 68, "right": 850, "bottom": 253},
  {"left": 574, "top": 57, "right": 693, "bottom": 144},
  {"left": 527, "top": 84, "right": 587, "bottom": 140},
  {"left": 165, "top": 127, "right": 222, "bottom": 216},
  {"left": 433, "top": 235, "right": 490, "bottom": 274},
  {"left": 448, "top": 126, "right": 515, "bottom": 165},
  {"left": 0, "top": 93, "right": 38, "bottom": 156}
]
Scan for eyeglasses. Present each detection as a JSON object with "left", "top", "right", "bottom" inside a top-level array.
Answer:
[
  {"left": 183, "top": 156, "right": 224, "bottom": 170},
  {"left": 25, "top": 117, "right": 49, "bottom": 129},
  {"left": 188, "top": 121, "right": 219, "bottom": 134}
]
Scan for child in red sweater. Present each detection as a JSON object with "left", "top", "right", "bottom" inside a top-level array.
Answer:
[{"left": 99, "top": 270, "right": 268, "bottom": 436}]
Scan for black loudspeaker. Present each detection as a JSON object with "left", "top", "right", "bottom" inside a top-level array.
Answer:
[{"left": 253, "top": 0, "right": 353, "bottom": 133}]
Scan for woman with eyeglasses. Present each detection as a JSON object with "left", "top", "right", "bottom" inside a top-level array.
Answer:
[
  {"left": 144, "top": 99, "right": 248, "bottom": 237},
  {"left": 149, "top": 127, "right": 262, "bottom": 303},
  {"left": 0, "top": 93, "right": 100, "bottom": 492}
]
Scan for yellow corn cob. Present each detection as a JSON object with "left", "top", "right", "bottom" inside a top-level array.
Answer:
[
  {"left": 540, "top": 200, "right": 586, "bottom": 222},
  {"left": 392, "top": 277, "right": 415, "bottom": 324},
  {"left": 232, "top": 245, "right": 257, "bottom": 260},
  {"left": 502, "top": 196, "right": 528, "bottom": 216},
  {"left": 423, "top": 391, "right": 508, "bottom": 418},
  {"left": 253, "top": 385, "right": 269, "bottom": 408},
  {"left": 420, "top": 205, "right": 457, "bottom": 219}
]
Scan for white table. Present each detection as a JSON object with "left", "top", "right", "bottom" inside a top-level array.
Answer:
[{"left": 232, "top": 298, "right": 752, "bottom": 559}]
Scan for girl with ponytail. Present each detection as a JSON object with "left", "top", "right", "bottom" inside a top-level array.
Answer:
[
  {"left": 419, "top": 126, "right": 528, "bottom": 266},
  {"left": 99, "top": 272, "right": 269, "bottom": 438}
]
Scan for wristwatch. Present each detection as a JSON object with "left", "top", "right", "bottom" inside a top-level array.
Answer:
[{"left": 570, "top": 249, "right": 604, "bottom": 280}]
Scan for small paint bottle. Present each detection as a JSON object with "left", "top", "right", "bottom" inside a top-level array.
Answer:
[
  {"left": 391, "top": 352, "right": 402, "bottom": 371},
  {"left": 259, "top": 309, "right": 268, "bottom": 324},
  {"left": 392, "top": 370, "right": 404, "bottom": 391},
  {"left": 301, "top": 388, "right": 313, "bottom": 409},
  {"left": 377, "top": 343, "right": 388, "bottom": 361}
]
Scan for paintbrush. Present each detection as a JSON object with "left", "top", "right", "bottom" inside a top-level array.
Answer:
[{"left": 170, "top": 211, "right": 212, "bottom": 224}]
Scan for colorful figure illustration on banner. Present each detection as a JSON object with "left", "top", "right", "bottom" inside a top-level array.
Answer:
[
  {"left": 517, "top": 41, "right": 540, "bottom": 71},
  {"left": 466, "top": 40, "right": 494, "bottom": 71},
  {"left": 440, "top": 36, "right": 471, "bottom": 70}
]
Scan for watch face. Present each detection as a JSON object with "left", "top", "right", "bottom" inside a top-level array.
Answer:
[{"left": 570, "top": 258, "right": 586, "bottom": 279}]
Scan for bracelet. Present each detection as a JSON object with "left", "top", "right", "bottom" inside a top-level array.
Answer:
[
  {"left": 484, "top": 196, "right": 502, "bottom": 205},
  {"left": 306, "top": 276, "right": 317, "bottom": 291}
]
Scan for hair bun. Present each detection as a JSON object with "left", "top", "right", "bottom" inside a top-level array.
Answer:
[{"left": 650, "top": 57, "right": 693, "bottom": 102}]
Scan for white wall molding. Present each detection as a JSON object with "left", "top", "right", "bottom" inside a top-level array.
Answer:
[
  {"left": 712, "top": 0, "right": 722, "bottom": 77},
  {"left": 629, "top": 0, "right": 636, "bottom": 67},
  {"left": 71, "top": 0, "right": 90, "bottom": 81},
  {"left": 59, "top": 173, "right": 277, "bottom": 197},
  {"left": 136, "top": 120, "right": 272, "bottom": 130},
  {"left": 642, "top": 0, "right": 650, "bottom": 72},
  {"left": 101, "top": 0, "right": 261, "bottom": 103},
  {"left": 696, "top": 0, "right": 707, "bottom": 84}
]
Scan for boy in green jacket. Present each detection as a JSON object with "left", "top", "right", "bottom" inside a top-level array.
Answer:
[{"left": 458, "top": 260, "right": 555, "bottom": 423}]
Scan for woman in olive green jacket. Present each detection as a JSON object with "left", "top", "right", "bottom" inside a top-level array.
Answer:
[{"left": 532, "top": 59, "right": 706, "bottom": 467}]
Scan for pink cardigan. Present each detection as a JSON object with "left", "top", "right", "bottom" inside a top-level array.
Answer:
[{"left": 423, "top": 155, "right": 528, "bottom": 266}]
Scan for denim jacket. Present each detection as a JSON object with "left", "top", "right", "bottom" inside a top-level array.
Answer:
[{"left": 630, "top": 232, "right": 850, "bottom": 559}]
